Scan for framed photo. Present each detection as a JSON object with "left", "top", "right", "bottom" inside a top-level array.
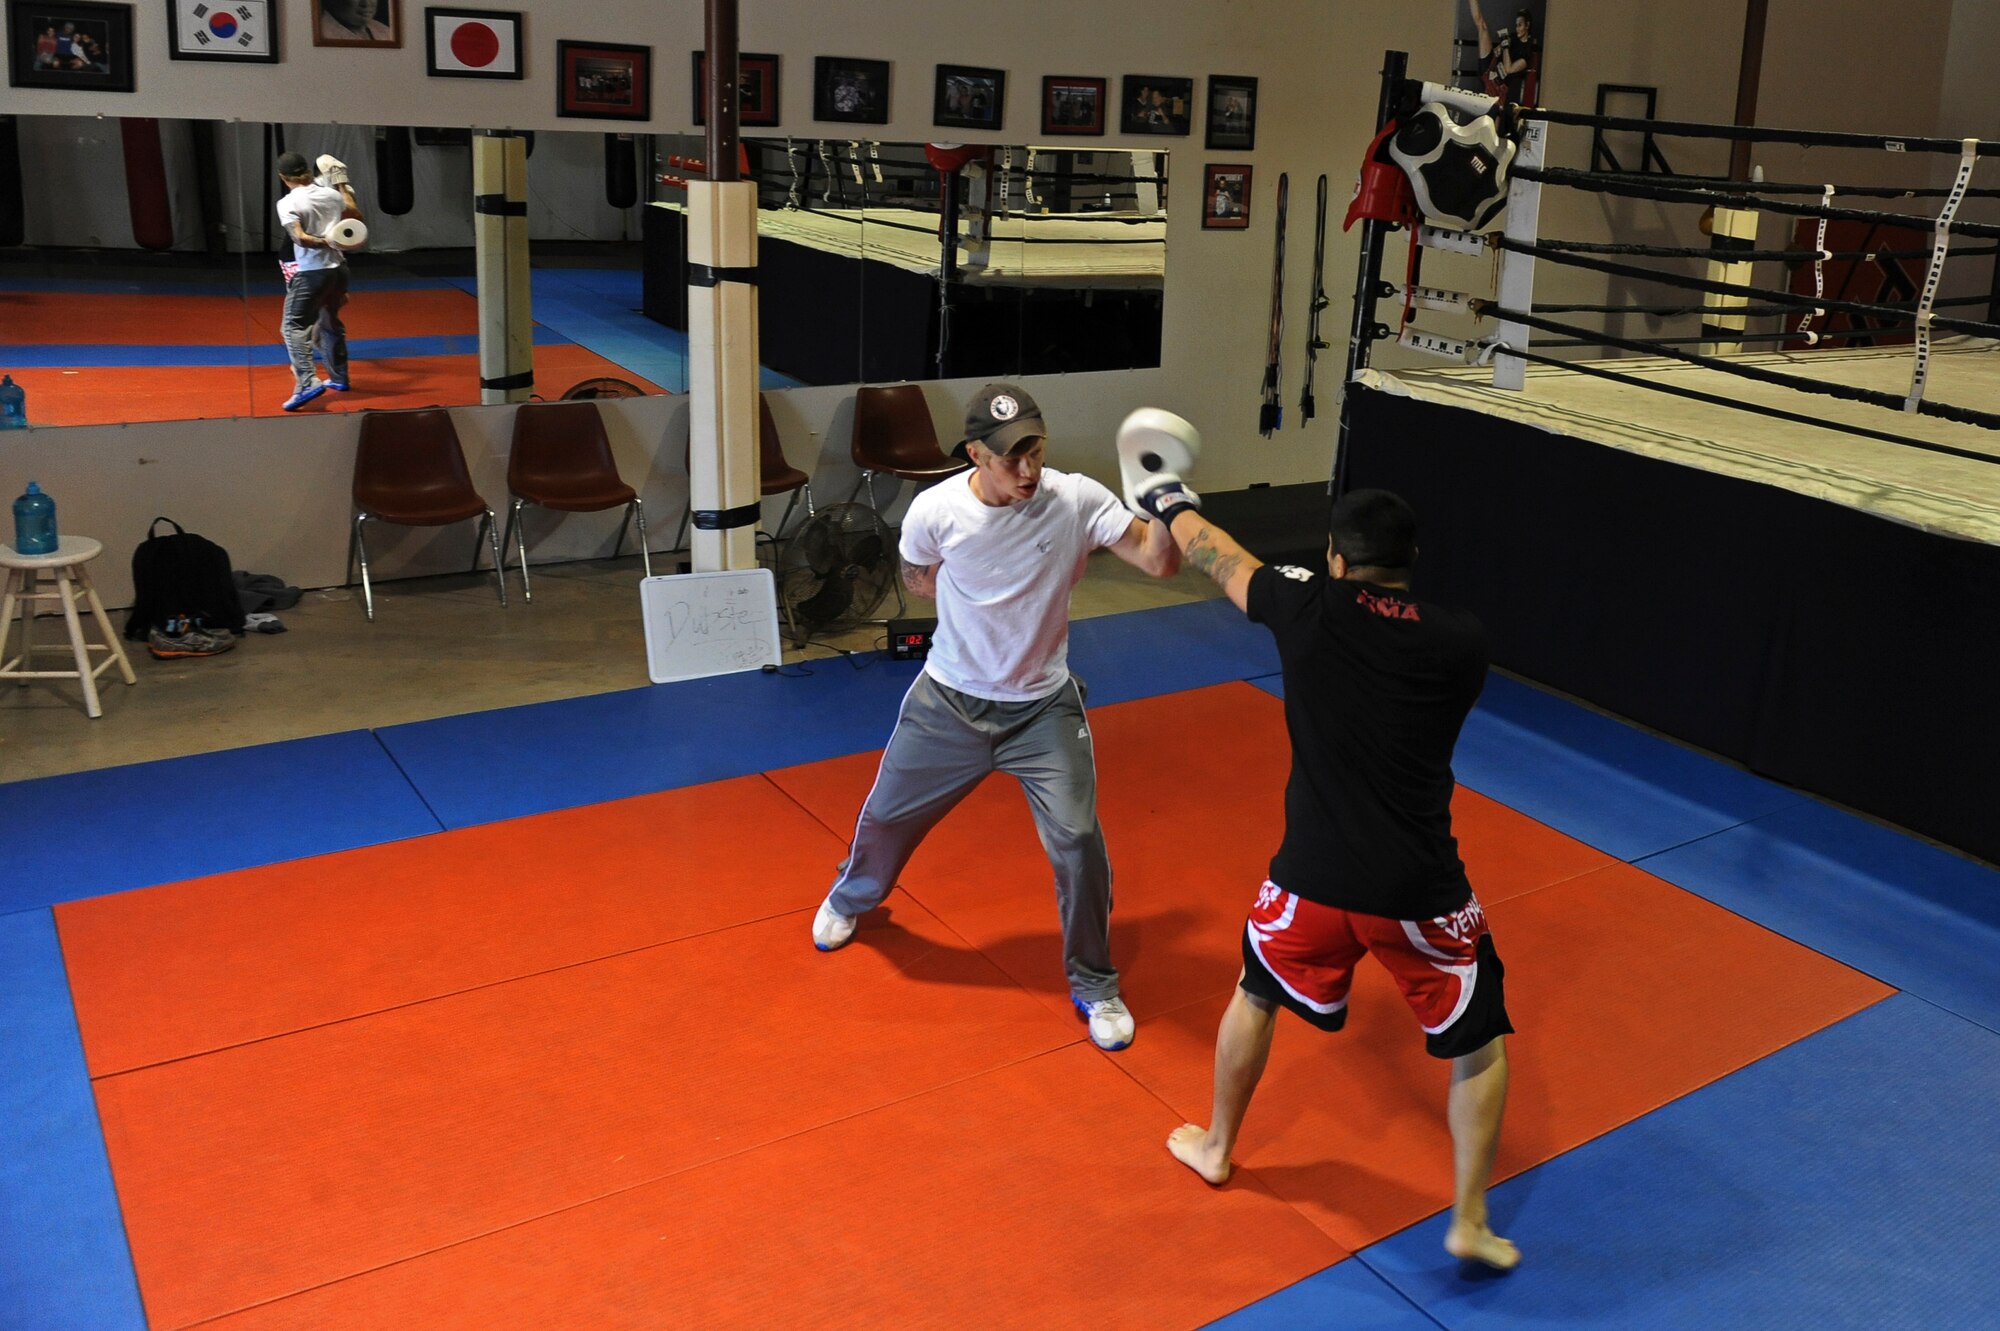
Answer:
[
  {"left": 1205, "top": 74, "right": 1257, "bottom": 151},
  {"left": 933, "top": 63, "right": 1003, "bottom": 132},
  {"left": 1040, "top": 75, "right": 1105, "bottom": 137},
  {"left": 557, "top": 39, "right": 650, "bottom": 120},
  {"left": 424, "top": 6, "right": 520, "bottom": 79},
  {"left": 813, "top": 54, "right": 888, "bottom": 125},
  {"left": 311, "top": 0, "right": 398, "bottom": 48},
  {"left": 1202, "top": 163, "right": 1252, "bottom": 230},
  {"left": 7, "top": 0, "right": 134, "bottom": 91},
  {"left": 167, "top": 0, "right": 277, "bottom": 63},
  {"left": 1120, "top": 75, "right": 1192, "bottom": 137},
  {"left": 692, "top": 49, "right": 778, "bottom": 127}
]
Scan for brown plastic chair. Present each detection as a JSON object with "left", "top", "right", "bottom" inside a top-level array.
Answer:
[
  {"left": 672, "top": 395, "right": 815, "bottom": 549},
  {"left": 347, "top": 408, "right": 506, "bottom": 622},
  {"left": 847, "top": 383, "right": 969, "bottom": 519},
  {"left": 503, "top": 400, "right": 651, "bottom": 602}
]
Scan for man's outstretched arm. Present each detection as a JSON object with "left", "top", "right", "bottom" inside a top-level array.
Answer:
[{"left": 1165, "top": 509, "right": 1262, "bottom": 613}]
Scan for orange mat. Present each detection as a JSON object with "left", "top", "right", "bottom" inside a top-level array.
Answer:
[
  {"left": 58, "top": 775, "right": 845, "bottom": 1076},
  {"left": 71, "top": 683, "right": 1892, "bottom": 1329},
  {"left": 0, "top": 288, "right": 482, "bottom": 345},
  {"left": 204, "top": 1045, "right": 1345, "bottom": 1331}
]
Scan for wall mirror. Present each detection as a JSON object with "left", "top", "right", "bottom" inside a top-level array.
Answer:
[{"left": 641, "top": 136, "right": 1167, "bottom": 387}]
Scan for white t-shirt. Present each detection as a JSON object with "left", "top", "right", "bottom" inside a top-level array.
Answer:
[
  {"left": 277, "top": 183, "right": 348, "bottom": 272},
  {"left": 901, "top": 466, "right": 1134, "bottom": 702}
]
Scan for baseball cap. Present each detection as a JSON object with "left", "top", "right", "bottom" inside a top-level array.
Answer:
[{"left": 954, "top": 383, "right": 1046, "bottom": 460}]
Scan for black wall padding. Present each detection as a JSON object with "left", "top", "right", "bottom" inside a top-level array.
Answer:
[
  {"left": 1344, "top": 384, "right": 2000, "bottom": 868},
  {"left": 604, "top": 134, "right": 637, "bottom": 209},
  {"left": 374, "top": 126, "right": 414, "bottom": 216},
  {"left": 0, "top": 116, "right": 22, "bottom": 247}
]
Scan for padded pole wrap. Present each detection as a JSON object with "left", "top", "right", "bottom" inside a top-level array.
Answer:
[
  {"left": 1700, "top": 205, "right": 1760, "bottom": 355},
  {"left": 474, "top": 134, "right": 533, "bottom": 404},
  {"left": 685, "top": 178, "right": 761, "bottom": 573}
]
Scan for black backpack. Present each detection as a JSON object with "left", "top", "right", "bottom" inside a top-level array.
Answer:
[{"left": 124, "top": 518, "right": 247, "bottom": 642}]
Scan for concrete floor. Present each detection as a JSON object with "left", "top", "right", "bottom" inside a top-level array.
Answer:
[{"left": 0, "top": 550, "right": 1220, "bottom": 784}]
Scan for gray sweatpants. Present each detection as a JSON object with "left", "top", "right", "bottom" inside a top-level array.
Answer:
[
  {"left": 827, "top": 671, "right": 1118, "bottom": 1001},
  {"left": 281, "top": 265, "right": 350, "bottom": 393}
]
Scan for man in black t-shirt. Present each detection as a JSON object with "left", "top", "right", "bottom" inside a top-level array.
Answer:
[{"left": 1137, "top": 481, "right": 1520, "bottom": 1271}]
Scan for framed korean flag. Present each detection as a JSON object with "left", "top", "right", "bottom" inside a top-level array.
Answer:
[
  {"left": 167, "top": 0, "right": 277, "bottom": 62},
  {"left": 425, "top": 6, "right": 521, "bottom": 79}
]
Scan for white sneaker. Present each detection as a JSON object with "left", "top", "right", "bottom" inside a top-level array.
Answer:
[
  {"left": 1073, "top": 994, "right": 1135, "bottom": 1051},
  {"left": 812, "top": 898, "right": 857, "bottom": 952}
]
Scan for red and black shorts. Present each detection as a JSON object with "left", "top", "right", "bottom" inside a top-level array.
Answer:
[{"left": 1237, "top": 880, "right": 1514, "bottom": 1059}]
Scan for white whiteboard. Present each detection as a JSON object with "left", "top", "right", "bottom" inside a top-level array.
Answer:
[{"left": 640, "top": 568, "right": 783, "bottom": 684}]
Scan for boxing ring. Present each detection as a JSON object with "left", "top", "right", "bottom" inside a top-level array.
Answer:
[{"left": 1339, "top": 56, "right": 2000, "bottom": 865}]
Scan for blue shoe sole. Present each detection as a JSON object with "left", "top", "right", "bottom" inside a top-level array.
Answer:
[
  {"left": 282, "top": 385, "right": 329, "bottom": 412},
  {"left": 326, "top": 382, "right": 351, "bottom": 392},
  {"left": 1072, "top": 995, "right": 1133, "bottom": 1051}
]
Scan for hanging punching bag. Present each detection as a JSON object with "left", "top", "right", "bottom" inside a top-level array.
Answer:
[
  {"left": 375, "top": 126, "right": 414, "bottom": 216},
  {"left": 121, "top": 118, "right": 174, "bottom": 250},
  {"left": 0, "top": 116, "right": 22, "bottom": 248},
  {"left": 604, "top": 133, "right": 637, "bottom": 209}
]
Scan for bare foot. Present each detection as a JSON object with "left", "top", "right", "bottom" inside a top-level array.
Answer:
[
  {"left": 1444, "top": 1219, "right": 1521, "bottom": 1271},
  {"left": 1166, "top": 1123, "right": 1233, "bottom": 1186}
]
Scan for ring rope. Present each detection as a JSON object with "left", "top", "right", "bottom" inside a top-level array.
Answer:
[
  {"left": 1525, "top": 107, "right": 2000, "bottom": 157},
  {"left": 1493, "top": 238, "right": 2000, "bottom": 340},
  {"left": 1483, "top": 303, "right": 2000, "bottom": 433},
  {"left": 1528, "top": 237, "right": 1999, "bottom": 264},
  {"left": 1494, "top": 343, "right": 2000, "bottom": 466},
  {"left": 1511, "top": 164, "right": 2000, "bottom": 239},
  {"left": 1566, "top": 168, "right": 2000, "bottom": 200},
  {"left": 1534, "top": 325, "right": 1914, "bottom": 349}
]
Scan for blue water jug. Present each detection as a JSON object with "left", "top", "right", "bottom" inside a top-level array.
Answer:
[
  {"left": 12, "top": 482, "right": 56, "bottom": 555},
  {"left": 0, "top": 375, "right": 25, "bottom": 430}
]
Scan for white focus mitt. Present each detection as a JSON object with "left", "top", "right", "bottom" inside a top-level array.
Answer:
[{"left": 1116, "top": 407, "right": 1203, "bottom": 523}]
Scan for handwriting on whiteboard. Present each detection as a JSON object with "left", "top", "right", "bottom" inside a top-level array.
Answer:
[{"left": 641, "top": 569, "right": 781, "bottom": 683}]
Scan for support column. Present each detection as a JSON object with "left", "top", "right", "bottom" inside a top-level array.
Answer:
[
  {"left": 473, "top": 133, "right": 533, "bottom": 404},
  {"left": 685, "top": 180, "right": 760, "bottom": 573}
]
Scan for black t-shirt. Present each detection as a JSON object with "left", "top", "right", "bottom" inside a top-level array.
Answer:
[{"left": 1247, "top": 563, "right": 1489, "bottom": 919}]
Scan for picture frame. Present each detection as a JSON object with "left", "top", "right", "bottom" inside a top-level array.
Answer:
[
  {"left": 1202, "top": 163, "right": 1252, "bottom": 230},
  {"left": 166, "top": 0, "right": 277, "bottom": 63},
  {"left": 424, "top": 6, "right": 520, "bottom": 79},
  {"left": 932, "top": 63, "right": 1003, "bottom": 132},
  {"left": 1205, "top": 74, "right": 1257, "bottom": 151},
  {"left": 310, "top": 0, "right": 398, "bottom": 48},
  {"left": 692, "top": 49, "right": 779, "bottom": 127},
  {"left": 813, "top": 54, "right": 888, "bottom": 125},
  {"left": 556, "top": 39, "right": 650, "bottom": 120},
  {"left": 1040, "top": 75, "right": 1105, "bottom": 137},
  {"left": 1119, "top": 74, "right": 1192, "bottom": 137},
  {"left": 7, "top": 0, "right": 135, "bottom": 91}
]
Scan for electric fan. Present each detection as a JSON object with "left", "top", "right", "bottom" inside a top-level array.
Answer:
[{"left": 776, "top": 503, "right": 898, "bottom": 642}]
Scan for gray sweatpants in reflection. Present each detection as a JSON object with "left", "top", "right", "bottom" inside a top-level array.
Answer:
[{"left": 827, "top": 671, "right": 1118, "bottom": 1001}]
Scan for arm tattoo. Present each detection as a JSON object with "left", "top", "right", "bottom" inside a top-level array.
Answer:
[
  {"left": 902, "top": 561, "right": 938, "bottom": 595},
  {"left": 1184, "top": 528, "right": 1242, "bottom": 589}
]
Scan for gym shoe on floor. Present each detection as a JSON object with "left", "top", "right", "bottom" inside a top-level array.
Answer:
[
  {"left": 282, "top": 383, "right": 328, "bottom": 412},
  {"left": 325, "top": 378, "right": 351, "bottom": 391},
  {"left": 1073, "top": 994, "right": 1135, "bottom": 1051},
  {"left": 148, "top": 625, "right": 237, "bottom": 659},
  {"left": 812, "top": 897, "right": 857, "bottom": 951}
]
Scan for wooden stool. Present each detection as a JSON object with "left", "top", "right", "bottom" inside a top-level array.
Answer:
[{"left": 0, "top": 536, "right": 137, "bottom": 719}]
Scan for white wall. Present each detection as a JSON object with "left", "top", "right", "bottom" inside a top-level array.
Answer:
[{"left": 0, "top": 0, "right": 1976, "bottom": 605}]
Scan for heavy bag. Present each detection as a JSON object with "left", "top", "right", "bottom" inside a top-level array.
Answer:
[
  {"left": 374, "top": 126, "right": 414, "bottom": 216},
  {"left": 604, "top": 134, "right": 637, "bottom": 208},
  {"left": 0, "top": 115, "right": 22, "bottom": 248},
  {"left": 124, "top": 518, "right": 247, "bottom": 641},
  {"left": 121, "top": 117, "right": 174, "bottom": 250}
]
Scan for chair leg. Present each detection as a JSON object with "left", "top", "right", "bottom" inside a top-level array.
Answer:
[
  {"left": 54, "top": 567, "right": 102, "bottom": 719},
  {"left": 345, "top": 513, "right": 360, "bottom": 590},
  {"left": 629, "top": 499, "right": 653, "bottom": 578},
  {"left": 845, "top": 470, "right": 870, "bottom": 509},
  {"left": 352, "top": 514, "right": 379, "bottom": 621},
  {"left": 481, "top": 509, "right": 508, "bottom": 607},
  {"left": 772, "top": 488, "right": 805, "bottom": 544},
  {"left": 505, "top": 498, "right": 533, "bottom": 603},
  {"left": 76, "top": 564, "right": 136, "bottom": 687},
  {"left": 0, "top": 567, "right": 19, "bottom": 674}
]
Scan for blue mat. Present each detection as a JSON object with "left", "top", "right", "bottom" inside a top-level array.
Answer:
[
  {"left": 1, "top": 731, "right": 441, "bottom": 910},
  {"left": 1358, "top": 994, "right": 1995, "bottom": 1330},
  {"left": 1253, "top": 671, "right": 1805, "bottom": 863},
  {"left": 0, "top": 911, "right": 146, "bottom": 1330},
  {"left": 1642, "top": 801, "right": 2000, "bottom": 1033},
  {"left": 1208, "top": 1258, "right": 1443, "bottom": 1329},
  {"left": 5, "top": 328, "right": 574, "bottom": 370},
  {"left": 379, "top": 599, "right": 1276, "bottom": 828}
]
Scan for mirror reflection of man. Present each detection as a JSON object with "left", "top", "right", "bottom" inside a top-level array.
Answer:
[
  {"left": 319, "top": 0, "right": 391, "bottom": 42},
  {"left": 274, "top": 150, "right": 362, "bottom": 411}
]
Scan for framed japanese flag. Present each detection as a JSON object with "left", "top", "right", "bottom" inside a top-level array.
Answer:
[
  {"left": 167, "top": 0, "right": 278, "bottom": 62},
  {"left": 424, "top": 5, "right": 520, "bottom": 79}
]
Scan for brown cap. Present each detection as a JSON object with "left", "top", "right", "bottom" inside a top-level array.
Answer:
[{"left": 954, "top": 383, "right": 1046, "bottom": 461}]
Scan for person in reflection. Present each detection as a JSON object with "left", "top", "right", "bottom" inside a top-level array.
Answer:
[
  {"left": 809, "top": 384, "right": 1182, "bottom": 1055},
  {"left": 1137, "top": 481, "right": 1520, "bottom": 1272},
  {"left": 318, "top": 0, "right": 392, "bottom": 42},
  {"left": 274, "top": 150, "right": 362, "bottom": 412}
]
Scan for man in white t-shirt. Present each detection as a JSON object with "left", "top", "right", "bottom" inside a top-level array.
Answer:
[
  {"left": 812, "top": 384, "right": 1181, "bottom": 1050},
  {"left": 274, "top": 149, "right": 362, "bottom": 411}
]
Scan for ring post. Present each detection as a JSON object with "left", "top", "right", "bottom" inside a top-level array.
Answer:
[
  {"left": 1333, "top": 48, "right": 1407, "bottom": 499},
  {"left": 1491, "top": 117, "right": 1546, "bottom": 391}
]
